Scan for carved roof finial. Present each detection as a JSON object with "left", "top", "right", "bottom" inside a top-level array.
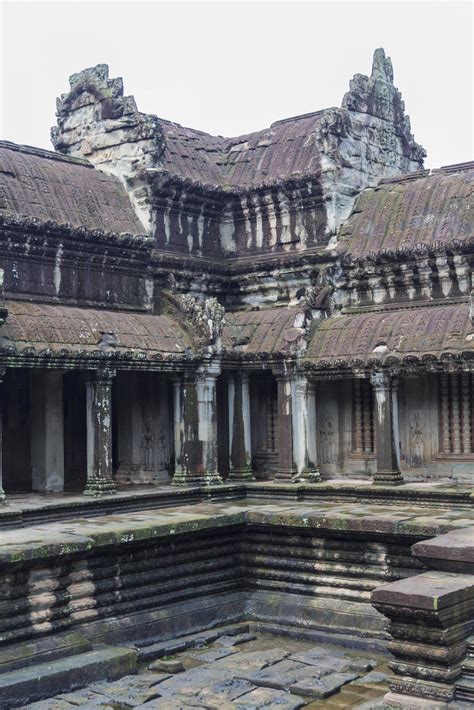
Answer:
[{"left": 371, "top": 48, "right": 394, "bottom": 83}]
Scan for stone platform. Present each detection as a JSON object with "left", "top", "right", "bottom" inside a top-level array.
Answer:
[
  {"left": 0, "top": 487, "right": 472, "bottom": 707},
  {"left": 1, "top": 478, "right": 472, "bottom": 529}
]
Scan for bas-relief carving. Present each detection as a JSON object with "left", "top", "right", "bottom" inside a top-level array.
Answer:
[
  {"left": 318, "top": 415, "right": 337, "bottom": 465},
  {"left": 117, "top": 374, "right": 171, "bottom": 484},
  {"left": 409, "top": 411, "right": 424, "bottom": 467}
]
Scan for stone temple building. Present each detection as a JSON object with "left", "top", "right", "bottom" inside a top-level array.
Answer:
[{"left": 0, "top": 50, "right": 472, "bottom": 709}]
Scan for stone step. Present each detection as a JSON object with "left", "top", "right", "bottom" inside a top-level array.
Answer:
[
  {"left": 135, "top": 622, "right": 249, "bottom": 663},
  {"left": 0, "top": 631, "right": 92, "bottom": 674},
  {"left": 455, "top": 636, "right": 474, "bottom": 701},
  {"left": 456, "top": 675, "right": 474, "bottom": 703},
  {"left": 0, "top": 645, "right": 137, "bottom": 708}
]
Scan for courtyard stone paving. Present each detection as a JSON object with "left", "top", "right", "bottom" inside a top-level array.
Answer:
[{"left": 23, "top": 632, "right": 391, "bottom": 709}]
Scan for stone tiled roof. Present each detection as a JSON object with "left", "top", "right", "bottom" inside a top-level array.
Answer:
[
  {"left": 338, "top": 164, "right": 474, "bottom": 258},
  {"left": 223, "top": 307, "right": 304, "bottom": 353},
  {"left": 159, "top": 111, "right": 323, "bottom": 188},
  {"left": 0, "top": 142, "right": 143, "bottom": 234},
  {"left": 1, "top": 301, "right": 191, "bottom": 356},
  {"left": 306, "top": 303, "right": 474, "bottom": 367}
]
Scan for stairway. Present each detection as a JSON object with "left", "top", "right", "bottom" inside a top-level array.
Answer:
[{"left": 455, "top": 636, "right": 474, "bottom": 703}]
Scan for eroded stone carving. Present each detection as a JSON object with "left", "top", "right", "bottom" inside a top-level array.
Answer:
[
  {"left": 52, "top": 64, "right": 163, "bottom": 233},
  {"left": 179, "top": 294, "right": 225, "bottom": 350}
]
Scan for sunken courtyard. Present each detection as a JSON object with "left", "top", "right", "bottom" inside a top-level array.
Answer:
[{"left": 0, "top": 49, "right": 472, "bottom": 709}]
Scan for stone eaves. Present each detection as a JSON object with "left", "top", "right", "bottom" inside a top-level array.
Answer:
[
  {"left": 338, "top": 163, "right": 474, "bottom": 259},
  {"left": 0, "top": 301, "right": 192, "bottom": 357},
  {"left": 0, "top": 141, "right": 144, "bottom": 235},
  {"left": 305, "top": 302, "right": 474, "bottom": 368}
]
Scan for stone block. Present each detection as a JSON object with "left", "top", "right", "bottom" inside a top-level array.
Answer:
[
  {"left": 0, "top": 646, "right": 137, "bottom": 708},
  {"left": 237, "top": 659, "right": 314, "bottom": 690},
  {"left": 187, "top": 647, "right": 239, "bottom": 662},
  {"left": 216, "top": 633, "right": 257, "bottom": 647},
  {"left": 235, "top": 686, "right": 306, "bottom": 709},
  {"left": 148, "top": 658, "right": 185, "bottom": 673},
  {"left": 211, "top": 648, "right": 290, "bottom": 671},
  {"left": 289, "top": 671, "right": 359, "bottom": 698},
  {"left": 196, "top": 676, "right": 257, "bottom": 702},
  {"left": 0, "top": 631, "right": 93, "bottom": 674},
  {"left": 412, "top": 526, "right": 474, "bottom": 574}
]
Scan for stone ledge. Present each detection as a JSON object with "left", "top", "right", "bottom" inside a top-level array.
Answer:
[
  {"left": 372, "top": 571, "right": 474, "bottom": 611},
  {"left": 412, "top": 526, "right": 474, "bottom": 574},
  {"left": 0, "top": 646, "right": 137, "bottom": 708}
]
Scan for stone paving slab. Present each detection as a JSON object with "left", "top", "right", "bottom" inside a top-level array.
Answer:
[
  {"left": 290, "top": 671, "right": 359, "bottom": 698},
  {"left": 210, "top": 648, "right": 290, "bottom": 671},
  {"left": 238, "top": 659, "right": 313, "bottom": 690},
  {"left": 186, "top": 647, "right": 240, "bottom": 663},
  {"left": 23, "top": 634, "right": 391, "bottom": 709},
  {"left": 216, "top": 633, "right": 257, "bottom": 647},
  {"left": 235, "top": 686, "right": 306, "bottom": 709},
  {"left": 196, "top": 677, "right": 258, "bottom": 702}
]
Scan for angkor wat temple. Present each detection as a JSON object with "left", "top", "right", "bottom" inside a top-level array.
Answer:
[{"left": 0, "top": 50, "right": 472, "bottom": 709}]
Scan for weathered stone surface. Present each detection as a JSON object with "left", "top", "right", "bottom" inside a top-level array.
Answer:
[
  {"left": 412, "top": 526, "right": 474, "bottom": 574},
  {"left": 187, "top": 647, "right": 239, "bottom": 663},
  {"left": 210, "top": 648, "right": 290, "bottom": 671},
  {"left": 196, "top": 676, "right": 257, "bottom": 702},
  {"left": 148, "top": 658, "right": 185, "bottom": 673},
  {"left": 372, "top": 570, "right": 474, "bottom": 704},
  {"left": 0, "top": 647, "right": 137, "bottom": 707},
  {"left": 216, "top": 633, "right": 257, "bottom": 647},
  {"left": 235, "top": 686, "right": 306, "bottom": 709},
  {"left": 238, "top": 659, "right": 313, "bottom": 689},
  {"left": 290, "top": 670, "right": 359, "bottom": 698}
]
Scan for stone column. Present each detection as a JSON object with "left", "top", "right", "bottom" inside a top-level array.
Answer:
[
  {"left": 228, "top": 371, "right": 254, "bottom": 481},
  {"left": 84, "top": 370, "right": 116, "bottom": 496},
  {"left": 275, "top": 372, "right": 320, "bottom": 482},
  {"left": 0, "top": 368, "right": 6, "bottom": 504},
  {"left": 292, "top": 377, "right": 320, "bottom": 482},
  {"left": 172, "top": 363, "right": 223, "bottom": 486},
  {"left": 370, "top": 371, "right": 404, "bottom": 485},
  {"left": 172, "top": 377, "right": 184, "bottom": 481},
  {"left": 30, "top": 371, "right": 65, "bottom": 493},
  {"left": 274, "top": 371, "right": 297, "bottom": 480}
]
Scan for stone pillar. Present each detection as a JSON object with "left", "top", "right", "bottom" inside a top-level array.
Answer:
[
  {"left": 84, "top": 370, "right": 116, "bottom": 496},
  {"left": 30, "top": 371, "right": 65, "bottom": 493},
  {"left": 172, "top": 363, "right": 223, "bottom": 487},
  {"left": 370, "top": 371, "right": 404, "bottom": 485},
  {"left": 0, "top": 368, "right": 6, "bottom": 504},
  {"left": 228, "top": 371, "right": 254, "bottom": 481},
  {"left": 373, "top": 569, "right": 474, "bottom": 707},
  {"left": 172, "top": 377, "right": 184, "bottom": 481},
  {"left": 293, "top": 377, "right": 320, "bottom": 482},
  {"left": 275, "top": 372, "right": 320, "bottom": 482}
]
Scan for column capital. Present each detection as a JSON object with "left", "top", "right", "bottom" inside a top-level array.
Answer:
[
  {"left": 83, "top": 368, "right": 116, "bottom": 385},
  {"left": 370, "top": 370, "right": 392, "bottom": 390}
]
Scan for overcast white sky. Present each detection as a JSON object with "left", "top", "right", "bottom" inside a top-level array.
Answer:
[{"left": 0, "top": 0, "right": 472, "bottom": 168}]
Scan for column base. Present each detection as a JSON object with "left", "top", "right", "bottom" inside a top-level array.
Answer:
[
  {"left": 227, "top": 467, "right": 255, "bottom": 482},
  {"left": 83, "top": 476, "right": 117, "bottom": 497},
  {"left": 115, "top": 466, "right": 171, "bottom": 486},
  {"left": 172, "top": 470, "right": 223, "bottom": 487},
  {"left": 292, "top": 468, "right": 321, "bottom": 483},
  {"left": 274, "top": 468, "right": 299, "bottom": 481},
  {"left": 0, "top": 487, "right": 8, "bottom": 505},
  {"left": 372, "top": 470, "right": 404, "bottom": 486}
]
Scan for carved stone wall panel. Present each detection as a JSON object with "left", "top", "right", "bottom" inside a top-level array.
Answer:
[
  {"left": 116, "top": 372, "right": 172, "bottom": 485},
  {"left": 316, "top": 381, "right": 340, "bottom": 477}
]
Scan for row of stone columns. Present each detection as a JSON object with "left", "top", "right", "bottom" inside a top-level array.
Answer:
[{"left": 0, "top": 364, "right": 405, "bottom": 502}]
